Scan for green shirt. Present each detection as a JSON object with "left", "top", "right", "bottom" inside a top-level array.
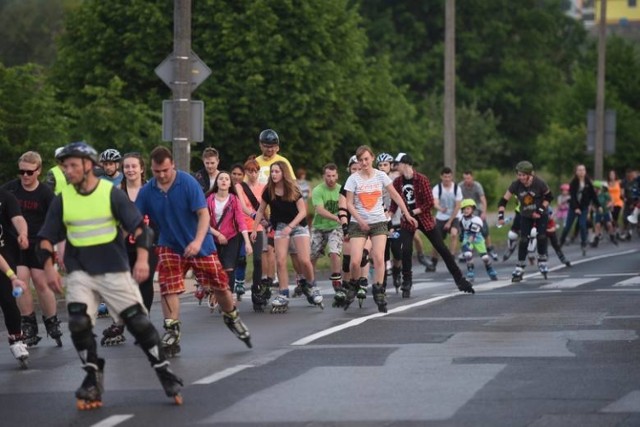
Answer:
[{"left": 311, "top": 182, "right": 341, "bottom": 231}]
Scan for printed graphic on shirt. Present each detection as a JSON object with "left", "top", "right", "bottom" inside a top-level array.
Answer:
[{"left": 402, "top": 181, "right": 416, "bottom": 210}]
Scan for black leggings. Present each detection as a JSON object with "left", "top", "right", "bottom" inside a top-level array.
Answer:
[
  {"left": 400, "top": 225, "right": 464, "bottom": 282},
  {"left": 0, "top": 275, "right": 22, "bottom": 335},
  {"left": 128, "top": 248, "right": 158, "bottom": 312}
]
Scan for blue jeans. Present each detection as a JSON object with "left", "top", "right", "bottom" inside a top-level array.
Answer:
[{"left": 560, "top": 208, "right": 589, "bottom": 246}]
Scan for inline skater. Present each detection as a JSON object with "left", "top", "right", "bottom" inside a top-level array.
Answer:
[
  {"left": 98, "top": 148, "right": 123, "bottom": 187},
  {"left": 497, "top": 161, "right": 553, "bottom": 282},
  {"left": 459, "top": 199, "right": 498, "bottom": 282},
  {"left": 38, "top": 141, "right": 183, "bottom": 408},
  {"left": 559, "top": 164, "right": 600, "bottom": 256}
]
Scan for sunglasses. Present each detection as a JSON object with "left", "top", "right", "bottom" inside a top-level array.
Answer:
[{"left": 18, "top": 169, "right": 39, "bottom": 176}]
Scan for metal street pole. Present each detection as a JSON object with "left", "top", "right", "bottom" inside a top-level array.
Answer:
[
  {"left": 173, "top": 0, "right": 192, "bottom": 172},
  {"left": 444, "top": 0, "right": 456, "bottom": 174},
  {"left": 594, "top": 0, "right": 607, "bottom": 180}
]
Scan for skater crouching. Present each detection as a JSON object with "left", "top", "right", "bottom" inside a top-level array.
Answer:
[{"left": 38, "top": 142, "right": 183, "bottom": 408}]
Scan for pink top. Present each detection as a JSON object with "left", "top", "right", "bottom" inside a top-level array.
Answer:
[{"left": 206, "top": 193, "right": 247, "bottom": 243}]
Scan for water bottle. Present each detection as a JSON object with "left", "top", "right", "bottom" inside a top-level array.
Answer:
[
  {"left": 390, "top": 230, "right": 400, "bottom": 239},
  {"left": 12, "top": 286, "right": 23, "bottom": 298},
  {"left": 496, "top": 216, "right": 513, "bottom": 229}
]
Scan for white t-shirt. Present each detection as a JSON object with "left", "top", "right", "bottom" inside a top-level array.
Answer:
[
  {"left": 433, "top": 182, "right": 463, "bottom": 221},
  {"left": 344, "top": 169, "right": 392, "bottom": 224}
]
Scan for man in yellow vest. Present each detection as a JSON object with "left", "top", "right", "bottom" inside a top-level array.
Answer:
[{"left": 37, "top": 141, "right": 184, "bottom": 409}]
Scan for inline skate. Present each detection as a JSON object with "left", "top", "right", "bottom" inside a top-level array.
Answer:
[
  {"left": 372, "top": 283, "right": 387, "bottom": 313},
  {"left": 161, "top": 319, "right": 181, "bottom": 358},
  {"left": 270, "top": 290, "right": 289, "bottom": 314},
  {"left": 466, "top": 263, "right": 475, "bottom": 283},
  {"left": 234, "top": 279, "right": 245, "bottom": 301},
  {"left": 455, "top": 277, "right": 475, "bottom": 293},
  {"left": 76, "top": 359, "right": 104, "bottom": 410},
  {"left": 300, "top": 279, "right": 324, "bottom": 310},
  {"left": 43, "top": 315, "right": 63, "bottom": 347},
  {"left": 356, "top": 277, "right": 367, "bottom": 308},
  {"left": 223, "top": 308, "right": 252, "bottom": 348},
  {"left": 101, "top": 322, "right": 126, "bottom": 346},
  {"left": 538, "top": 260, "right": 549, "bottom": 280},
  {"left": 292, "top": 275, "right": 304, "bottom": 298},
  {"left": 154, "top": 362, "right": 184, "bottom": 405},
  {"left": 511, "top": 265, "right": 525, "bottom": 283},
  {"left": 9, "top": 334, "right": 29, "bottom": 369},
  {"left": 400, "top": 272, "right": 412, "bottom": 299},
  {"left": 486, "top": 264, "right": 498, "bottom": 281},
  {"left": 391, "top": 266, "right": 401, "bottom": 294},
  {"left": 251, "top": 279, "right": 272, "bottom": 312},
  {"left": 21, "top": 312, "right": 42, "bottom": 347}
]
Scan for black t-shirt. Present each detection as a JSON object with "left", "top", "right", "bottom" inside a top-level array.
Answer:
[
  {"left": 38, "top": 184, "right": 144, "bottom": 275},
  {"left": 402, "top": 176, "right": 416, "bottom": 212},
  {"left": 0, "top": 188, "right": 23, "bottom": 264},
  {"left": 262, "top": 190, "right": 307, "bottom": 228},
  {"left": 2, "top": 179, "right": 54, "bottom": 240},
  {"left": 507, "top": 176, "right": 550, "bottom": 218}
]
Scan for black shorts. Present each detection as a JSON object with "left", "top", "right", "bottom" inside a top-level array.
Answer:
[{"left": 18, "top": 245, "right": 45, "bottom": 270}]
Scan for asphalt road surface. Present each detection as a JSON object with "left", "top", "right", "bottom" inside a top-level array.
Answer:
[{"left": 1, "top": 238, "right": 639, "bottom": 427}]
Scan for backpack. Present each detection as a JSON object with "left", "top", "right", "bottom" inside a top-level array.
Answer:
[{"left": 436, "top": 182, "right": 458, "bottom": 199}]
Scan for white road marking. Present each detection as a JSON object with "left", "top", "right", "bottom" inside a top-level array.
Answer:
[
  {"left": 91, "top": 415, "right": 134, "bottom": 427},
  {"left": 613, "top": 276, "right": 640, "bottom": 287},
  {"left": 193, "top": 364, "right": 254, "bottom": 385},
  {"left": 540, "top": 278, "right": 599, "bottom": 289}
]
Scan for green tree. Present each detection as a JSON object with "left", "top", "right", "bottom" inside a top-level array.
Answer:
[
  {"left": 53, "top": 0, "right": 421, "bottom": 173},
  {"left": 0, "top": 63, "right": 70, "bottom": 182}
]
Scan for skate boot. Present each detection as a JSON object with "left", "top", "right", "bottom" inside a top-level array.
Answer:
[
  {"left": 100, "top": 322, "right": 126, "bottom": 346},
  {"left": 8, "top": 334, "right": 29, "bottom": 369},
  {"left": 21, "top": 312, "right": 42, "bottom": 347},
  {"left": 392, "top": 266, "right": 401, "bottom": 294},
  {"left": 76, "top": 359, "right": 104, "bottom": 410},
  {"left": 154, "top": 362, "right": 184, "bottom": 405},
  {"left": 590, "top": 234, "right": 601, "bottom": 248},
  {"left": 455, "top": 277, "right": 475, "bottom": 294},
  {"left": 270, "top": 289, "right": 290, "bottom": 314},
  {"left": 372, "top": 283, "right": 387, "bottom": 313},
  {"left": 610, "top": 233, "right": 618, "bottom": 246},
  {"left": 330, "top": 273, "right": 342, "bottom": 292},
  {"left": 538, "top": 260, "right": 549, "bottom": 280},
  {"left": 161, "top": 319, "right": 181, "bottom": 358},
  {"left": 511, "top": 265, "right": 525, "bottom": 283},
  {"left": 486, "top": 264, "right": 498, "bottom": 281},
  {"left": 425, "top": 257, "right": 437, "bottom": 272},
  {"left": 223, "top": 308, "right": 252, "bottom": 348},
  {"left": 234, "top": 279, "right": 246, "bottom": 301},
  {"left": 488, "top": 246, "right": 499, "bottom": 262},
  {"left": 251, "top": 280, "right": 272, "bottom": 312},
  {"left": 400, "top": 272, "right": 412, "bottom": 298},
  {"left": 581, "top": 242, "right": 587, "bottom": 257},
  {"left": 300, "top": 279, "right": 324, "bottom": 309},
  {"left": 336, "top": 280, "right": 357, "bottom": 310},
  {"left": 97, "top": 302, "right": 109, "bottom": 318},
  {"left": 356, "top": 277, "right": 368, "bottom": 308},
  {"left": 417, "top": 253, "right": 431, "bottom": 268},
  {"left": 43, "top": 314, "right": 63, "bottom": 347},
  {"left": 466, "top": 263, "right": 475, "bottom": 283},
  {"left": 558, "top": 252, "right": 572, "bottom": 267},
  {"left": 194, "top": 283, "right": 207, "bottom": 305},
  {"left": 292, "top": 276, "right": 303, "bottom": 298}
]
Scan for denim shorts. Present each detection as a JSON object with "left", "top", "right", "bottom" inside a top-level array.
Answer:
[{"left": 274, "top": 223, "right": 310, "bottom": 239}]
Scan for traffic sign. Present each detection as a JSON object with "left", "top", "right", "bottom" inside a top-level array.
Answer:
[
  {"left": 155, "top": 51, "right": 211, "bottom": 91},
  {"left": 162, "top": 100, "right": 204, "bottom": 142}
]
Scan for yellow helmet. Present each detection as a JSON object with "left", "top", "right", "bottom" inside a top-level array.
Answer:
[{"left": 460, "top": 199, "right": 476, "bottom": 210}]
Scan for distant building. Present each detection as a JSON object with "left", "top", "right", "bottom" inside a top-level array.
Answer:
[{"left": 564, "top": 0, "right": 640, "bottom": 39}]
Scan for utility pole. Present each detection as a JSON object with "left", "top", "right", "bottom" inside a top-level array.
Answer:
[
  {"left": 594, "top": 0, "right": 607, "bottom": 180},
  {"left": 444, "top": 0, "right": 456, "bottom": 174},
  {"left": 173, "top": 0, "right": 192, "bottom": 172}
]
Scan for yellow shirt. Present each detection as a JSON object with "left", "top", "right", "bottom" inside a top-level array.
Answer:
[{"left": 255, "top": 154, "right": 295, "bottom": 185}]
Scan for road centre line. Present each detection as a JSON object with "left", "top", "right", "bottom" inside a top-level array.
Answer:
[
  {"left": 90, "top": 415, "right": 134, "bottom": 427},
  {"left": 193, "top": 364, "right": 254, "bottom": 385}
]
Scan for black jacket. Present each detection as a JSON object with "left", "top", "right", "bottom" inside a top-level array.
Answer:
[{"left": 569, "top": 177, "right": 600, "bottom": 211}]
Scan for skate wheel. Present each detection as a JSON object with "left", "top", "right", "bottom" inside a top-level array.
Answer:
[
  {"left": 77, "top": 399, "right": 102, "bottom": 410},
  {"left": 173, "top": 394, "right": 183, "bottom": 405},
  {"left": 19, "top": 359, "right": 28, "bottom": 370}
]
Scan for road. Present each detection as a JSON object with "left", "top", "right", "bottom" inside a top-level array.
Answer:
[{"left": 1, "top": 239, "right": 639, "bottom": 426}]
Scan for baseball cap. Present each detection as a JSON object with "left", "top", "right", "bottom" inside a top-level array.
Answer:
[{"left": 394, "top": 153, "right": 414, "bottom": 165}]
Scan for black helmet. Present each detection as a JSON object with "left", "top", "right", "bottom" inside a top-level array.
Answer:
[
  {"left": 515, "top": 160, "right": 534, "bottom": 175},
  {"left": 99, "top": 148, "right": 122, "bottom": 163},
  {"left": 56, "top": 141, "right": 99, "bottom": 164},
  {"left": 259, "top": 129, "right": 279, "bottom": 145}
]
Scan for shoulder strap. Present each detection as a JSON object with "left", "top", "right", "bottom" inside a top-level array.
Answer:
[{"left": 241, "top": 182, "right": 260, "bottom": 210}]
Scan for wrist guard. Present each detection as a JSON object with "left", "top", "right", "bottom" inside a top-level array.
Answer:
[
  {"left": 342, "top": 222, "right": 349, "bottom": 235},
  {"left": 498, "top": 211, "right": 505, "bottom": 221},
  {"left": 36, "top": 245, "right": 54, "bottom": 266},
  {"left": 135, "top": 225, "right": 155, "bottom": 251}
]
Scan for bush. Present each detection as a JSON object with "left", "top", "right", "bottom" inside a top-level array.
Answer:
[{"left": 474, "top": 169, "right": 501, "bottom": 207}]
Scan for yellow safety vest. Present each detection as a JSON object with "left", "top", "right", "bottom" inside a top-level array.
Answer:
[
  {"left": 50, "top": 166, "right": 71, "bottom": 195},
  {"left": 62, "top": 180, "right": 117, "bottom": 247}
]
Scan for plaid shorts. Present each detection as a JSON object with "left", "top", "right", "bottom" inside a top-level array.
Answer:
[
  {"left": 156, "top": 246, "right": 229, "bottom": 295},
  {"left": 310, "top": 228, "right": 344, "bottom": 261}
]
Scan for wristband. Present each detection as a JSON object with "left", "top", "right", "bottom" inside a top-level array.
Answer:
[
  {"left": 5, "top": 268, "right": 15, "bottom": 279},
  {"left": 251, "top": 212, "right": 257, "bottom": 219},
  {"left": 498, "top": 211, "right": 505, "bottom": 221}
]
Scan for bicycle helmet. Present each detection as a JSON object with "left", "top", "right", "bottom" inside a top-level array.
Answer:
[
  {"left": 99, "top": 148, "right": 122, "bottom": 163},
  {"left": 259, "top": 129, "right": 279, "bottom": 145},
  {"left": 347, "top": 155, "right": 358, "bottom": 171},
  {"left": 375, "top": 152, "right": 394, "bottom": 166},
  {"left": 460, "top": 199, "right": 476, "bottom": 210},
  {"left": 560, "top": 183, "right": 570, "bottom": 191},
  {"left": 515, "top": 160, "right": 534, "bottom": 175},
  {"left": 54, "top": 146, "right": 65, "bottom": 157},
  {"left": 56, "top": 141, "right": 99, "bottom": 164}
]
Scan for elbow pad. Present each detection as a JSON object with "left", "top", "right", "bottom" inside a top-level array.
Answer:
[
  {"left": 544, "top": 192, "right": 553, "bottom": 202},
  {"left": 498, "top": 197, "right": 508, "bottom": 208},
  {"left": 135, "top": 225, "right": 155, "bottom": 251}
]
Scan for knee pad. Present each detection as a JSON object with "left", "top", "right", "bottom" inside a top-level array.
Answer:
[
  {"left": 67, "top": 303, "right": 96, "bottom": 358},
  {"left": 121, "top": 304, "right": 158, "bottom": 347},
  {"left": 481, "top": 254, "right": 490, "bottom": 263},
  {"left": 508, "top": 230, "right": 519, "bottom": 241},
  {"left": 342, "top": 255, "right": 351, "bottom": 273},
  {"left": 463, "top": 251, "right": 473, "bottom": 260}
]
